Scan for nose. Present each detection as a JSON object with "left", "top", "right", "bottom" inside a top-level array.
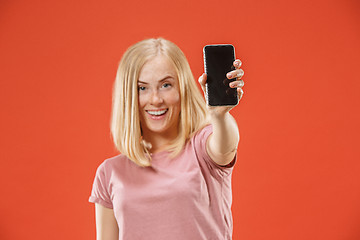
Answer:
[{"left": 150, "top": 90, "right": 164, "bottom": 105}]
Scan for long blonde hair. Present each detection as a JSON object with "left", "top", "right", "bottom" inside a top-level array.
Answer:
[{"left": 111, "top": 38, "right": 208, "bottom": 167}]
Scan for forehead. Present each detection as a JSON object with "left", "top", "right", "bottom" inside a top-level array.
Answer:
[{"left": 138, "top": 55, "right": 177, "bottom": 82}]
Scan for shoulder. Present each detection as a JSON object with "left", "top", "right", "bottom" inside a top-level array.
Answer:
[
  {"left": 189, "top": 124, "right": 212, "bottom": 157},
  {"left": 194, "top": 124, "right": 213, "bottom": 137},
  {"left": 191, "top": 124, "right": 236, "bottom": 175},
  {"left": 191, "top": 124, "right": 213, "bottom": 144},
  {"left": 92, "top": 154, "right": 138, "bottom": 190},
  {"left": 95, "top": 154, "right": 132, "bottom": 175},
  {"left": 89, "top": 155, "right": 130, "bottom": 208}
]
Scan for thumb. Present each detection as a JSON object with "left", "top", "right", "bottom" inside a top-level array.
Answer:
[{"left": 198, "top": 73, "right": 207, "bottom": 92}]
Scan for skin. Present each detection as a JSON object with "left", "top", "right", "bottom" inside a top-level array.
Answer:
[
  {"left": 95, "top": 204, "right": 119, "bottom": 240},
  {"left": 95, "top": 56, "right": 244, "bottom": 239},
  {"left": 137, "top": 55, "right": 181, "bottom": 153}
]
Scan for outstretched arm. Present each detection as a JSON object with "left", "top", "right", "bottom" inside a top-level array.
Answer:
[{"left": 198, "top": 59, "right": 244, "bottom": 166}]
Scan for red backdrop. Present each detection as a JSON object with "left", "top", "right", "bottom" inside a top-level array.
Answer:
[{"left": 1, "top": 0, "right": 359, "bottom": 239}]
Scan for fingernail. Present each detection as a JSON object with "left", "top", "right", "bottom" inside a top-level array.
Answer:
[{"left": 227, "top": 73, "right": 232, "bottom": 78}]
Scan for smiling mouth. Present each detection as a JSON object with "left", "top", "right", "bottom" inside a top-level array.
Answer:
[{"left": 146, "top": 109, "right": 168, "bottom": 116}]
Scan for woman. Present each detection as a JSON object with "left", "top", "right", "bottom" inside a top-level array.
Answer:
[{"left": 89, "top": 38, "right": 244, "bottom": 240}]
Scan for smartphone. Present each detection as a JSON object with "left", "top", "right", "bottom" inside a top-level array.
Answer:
[{"left": 203, "top": 44, "right": 238, "bottom": 106}]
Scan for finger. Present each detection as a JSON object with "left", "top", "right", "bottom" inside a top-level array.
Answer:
[
  {"left": 229, "top": 80, "right": 244, "bottom": 88},
  {"left": 237, "top": 87, "right": 244, "bottom": 99},
  {"left": 233, "top": 59, "right": 242, "bottom": 69},
  {"left": 227, "top": 69, "right": 244, "bottom": 79},
  {"left": 198, "top": 73, "right": 207, "bottom": 85},
  {"left": 198, "top": 73, "right": 207, "bottom": 92}
]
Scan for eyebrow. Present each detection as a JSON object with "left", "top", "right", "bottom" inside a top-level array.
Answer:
[{"left": 138, "top": 75, "right": 175, "bottom": 84}]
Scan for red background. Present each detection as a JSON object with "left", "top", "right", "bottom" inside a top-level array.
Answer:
[{"left": 1, "top": 0, "right": 359, "bottom": 239}]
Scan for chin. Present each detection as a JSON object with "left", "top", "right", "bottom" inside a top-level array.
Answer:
[{"left": 147, "top": 125, "right": 170, "bottom": 134}]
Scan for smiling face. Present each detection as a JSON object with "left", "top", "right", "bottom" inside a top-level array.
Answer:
[{"left": 138, "top": 55, "right": 181, "bottom": 141}]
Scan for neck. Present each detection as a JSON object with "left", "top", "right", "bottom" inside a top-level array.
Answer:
[{"left": 142, "top": 131, "right": 179, "bottom": 154}]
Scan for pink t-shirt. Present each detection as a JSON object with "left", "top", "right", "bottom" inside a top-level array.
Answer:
[{"left": 89, "top": 125, "right": 236, "bottom": 240}]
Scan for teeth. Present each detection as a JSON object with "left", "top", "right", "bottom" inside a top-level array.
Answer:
[{"left": 147, "top": 109, "right": 167, "bottom": 116}]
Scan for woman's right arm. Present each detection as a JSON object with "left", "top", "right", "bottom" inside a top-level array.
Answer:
[{"left": 95, "top": 203, "right": 119, "bottom": 240}]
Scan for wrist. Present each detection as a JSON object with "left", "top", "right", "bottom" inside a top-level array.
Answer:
[{"left": 209, "top": 110, "right": 231, "bottom": 122}]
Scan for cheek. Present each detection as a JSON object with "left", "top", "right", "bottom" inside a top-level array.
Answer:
[
  {"left": 167, "top": 90, "right": 180, "bottom": 105},
  {"left": 169, "top": 91, "right": 181, "bottom": 112},
  {"left": 138, "top": 93, "right": 147, "bottom": 109}
]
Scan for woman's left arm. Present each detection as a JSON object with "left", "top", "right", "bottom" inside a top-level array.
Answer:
[{"left": 198, "top": 59, "right": 244, "bottom": 166}]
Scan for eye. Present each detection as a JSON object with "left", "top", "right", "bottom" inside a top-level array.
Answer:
[
  {"left": 162, "top": 83, "right": 172, "bottom": 88},
  {"left": 138, "top": 86, "right": 146, "bottom": 91}
]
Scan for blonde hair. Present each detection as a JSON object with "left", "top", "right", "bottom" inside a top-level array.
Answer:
[{"left": 111, "top": 38, "right": 209, "bottom": 167}]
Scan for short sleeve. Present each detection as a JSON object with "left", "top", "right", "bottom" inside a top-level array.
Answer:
[
  {"left": 89, "top": 161, "right": 113, "bottom": 209},
  {"left": 193, "top": 125, "right": 237, "bottom": 177}
]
